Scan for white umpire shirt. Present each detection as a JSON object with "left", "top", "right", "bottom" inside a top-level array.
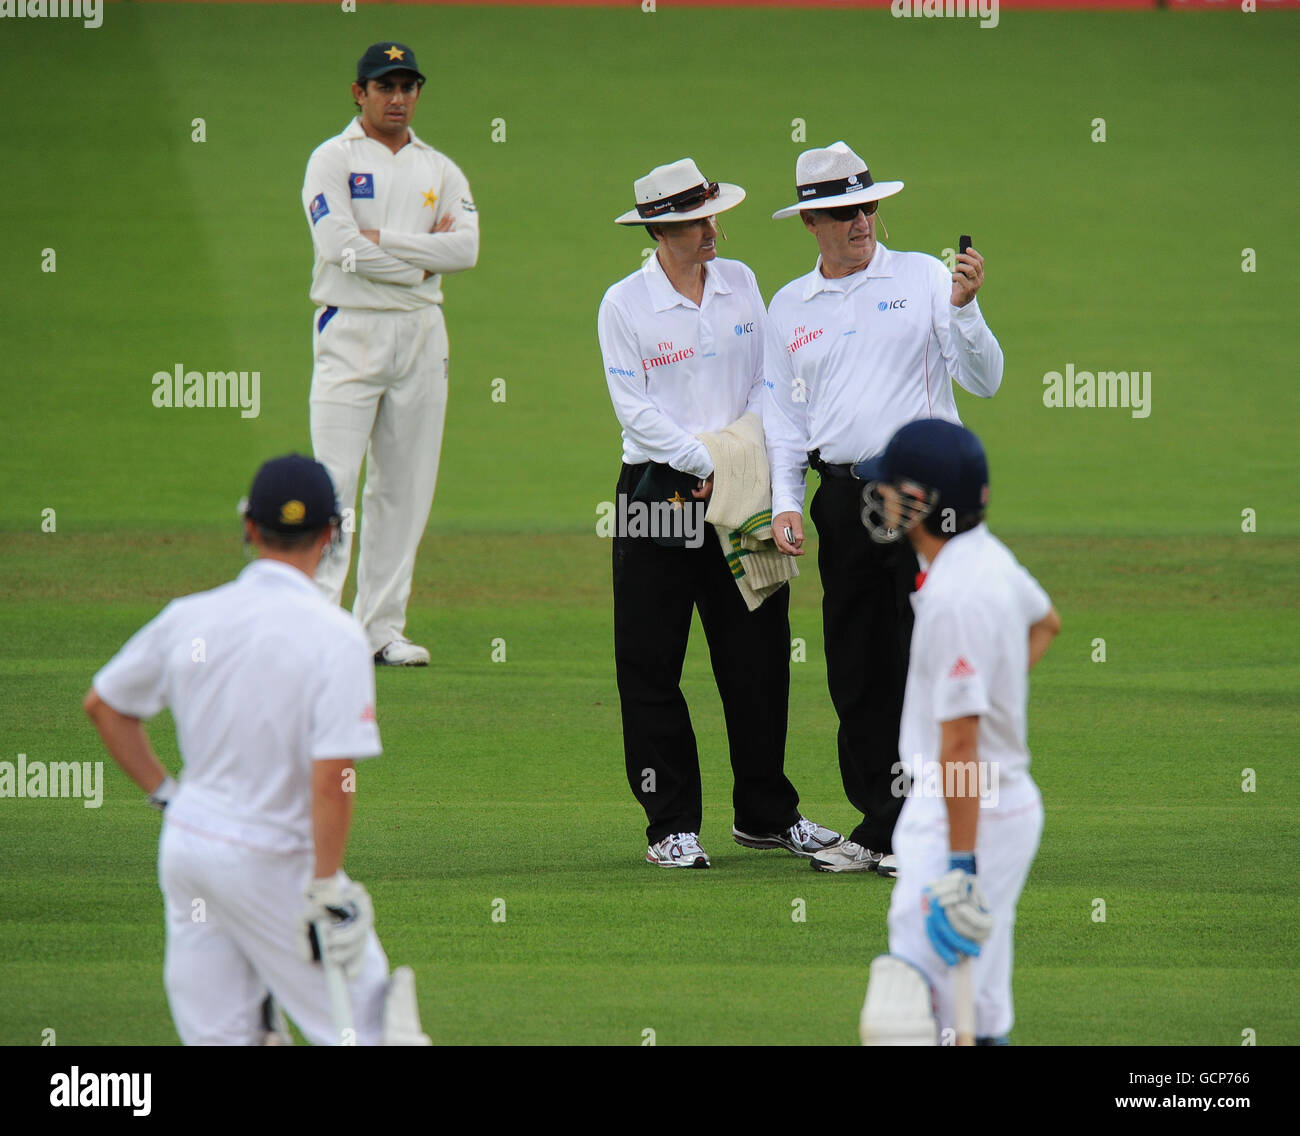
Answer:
[
  {"left": 303, "top": 118, "right": 479, "bottom": 311},
  {"left": 898, "top": 525, "right": 1051, "bottom": 809},
  {"left": 764, "top": 244, "right": 1004, "bottom": 517},
  {"left": 92, "top": 559, "right": 382, "bottom": 855},
  {"left": 598, "top": 254, "right": 768, "bottom": 478}
]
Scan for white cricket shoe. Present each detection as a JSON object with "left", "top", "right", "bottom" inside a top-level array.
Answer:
[
  {"left": 374, "top": 639, "right": 431, "bottom": 667},
  {"left": 646, "top": 832, "right": 711, "bottom": 869},
  {"left": 810, "top": 839, "right": 888, "bottom": 874},
  {"left": 732, "top": 816, "right": 843, "bottom": 859},
  {"left": 875, "top": 854, "right": 899, "bottom": 878}
]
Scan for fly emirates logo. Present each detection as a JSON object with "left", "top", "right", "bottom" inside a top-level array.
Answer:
[
  {"left": 787, "top": 325, "right": 824, "bottom": 355},
  {"left": 643, "top": 340, "right": 695, "bottom": 370}
]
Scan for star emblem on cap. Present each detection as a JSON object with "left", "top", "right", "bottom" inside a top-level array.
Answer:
[
  {"left": 422, "top": 188, "right": 438, "bottom": 208},
  {"left": 384, "top": 46, "right": 405, "bottom": 61},
  {"left": 668, "top": 491, "right": 686, "bottom": 510}
]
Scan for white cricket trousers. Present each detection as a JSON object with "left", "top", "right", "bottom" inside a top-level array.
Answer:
[
  {"left": 310, "top": 303, "right": 449, "bottom": 652},
  {"left": 886, "top": 779, "right": 1043, "bottom": 1041},
  {"left": 159, "top": 820, "right": 391, "bottom": 1046}
]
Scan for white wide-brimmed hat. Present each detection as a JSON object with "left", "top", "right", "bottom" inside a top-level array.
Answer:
[
  {"left": 614, "top": 158, "right": 746, "bottom": 225},
  {"left": 772, "top": 141, "right": 903, "bottom": 220}
]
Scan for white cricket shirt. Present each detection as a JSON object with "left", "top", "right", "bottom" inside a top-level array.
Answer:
[
  {"left": 303, "top": 118, "right": 479, "bottom": 311},
  {"left": 763, "top": 244, "right": 1004, "bottom": 517},
  {"left": 598, "top": 254, "right": 768, "bottom": 478},
  {"left": 93, "top": 559, "right": 382, "bottom": 854},
  {"left": 898, "top": 525, "right": 1051, "bottom": 803}
]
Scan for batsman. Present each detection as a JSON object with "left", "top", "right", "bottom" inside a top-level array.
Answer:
[
  {"left": 855, "top": 420, "right": 1059, "bottom": 1046},
  {"left": 84, "top": 456, "right": 432, "bottom": 1045}
]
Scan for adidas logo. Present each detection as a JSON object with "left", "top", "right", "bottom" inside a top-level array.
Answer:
[{"left": 948, "top": 656, "right": 976, "bottom": 679}]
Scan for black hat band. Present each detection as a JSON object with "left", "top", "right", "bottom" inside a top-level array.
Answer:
[
  {"left": 637, "top": 180, "right": 720, "bottom": 219},
  {"left": 797, "top": 169, "right": 874, "bottom": 201}
]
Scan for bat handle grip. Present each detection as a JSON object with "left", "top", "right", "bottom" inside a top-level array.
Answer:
[{"left": 953, "top": 956, "right": 975, "bottom": 1046}]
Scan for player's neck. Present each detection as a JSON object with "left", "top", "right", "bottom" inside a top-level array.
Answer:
[
  {"left": 256, "top": 550, "right": 323, "bottom": 578},
  {"left": 657, "top": 251, "right": 707, "bottom": 305},
  {"left": 359, "top": 116, "right": 411, "bottom": 155},
  {"left": 820, "top": 250, "right": 873, "bottom": 280},
  {"left": 910, "top": 528, "right": 947, "bottom": 565}
]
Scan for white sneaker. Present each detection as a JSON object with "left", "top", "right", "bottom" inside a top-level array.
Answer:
[
  {"left": 732, "top": 816, "right": 843, "bottom": 859},
  {"left": 374, "top": 639, "right": 430, "bottom": 667},
  {"left": 810, "top": 839, "right": 887, "bottom": 874},
  {"left": 646, "top": 832, "right": 711, "bottom": 869},
  {"left": 876, "top": 854, "right": 898, "bottom": 878}
]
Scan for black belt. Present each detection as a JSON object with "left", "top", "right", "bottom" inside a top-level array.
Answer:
[{"left": 808, "top": 449, "right": 855, "bottom": 479}]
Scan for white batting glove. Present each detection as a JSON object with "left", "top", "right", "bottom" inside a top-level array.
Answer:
[
  {"left": 298, "top": 872, "right": 373, "bottom": 977},
  {"left": 922, "top": 861, "right": 993, "bottom": 966}
]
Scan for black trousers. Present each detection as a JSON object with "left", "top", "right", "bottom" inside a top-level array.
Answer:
[
  {"left": 810, "top": 475, "right": 920, "bottom": 853},
  {"left": 613, "top": 464, "right": 800, "bottom": 845}
]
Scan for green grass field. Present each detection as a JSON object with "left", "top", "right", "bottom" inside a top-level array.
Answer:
[{"left": 1, "top": 3, "right": 1297, "bottom": 1047}]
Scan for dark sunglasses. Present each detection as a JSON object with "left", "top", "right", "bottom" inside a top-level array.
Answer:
[{"left": 817, "top": 200, "right": 878, "bottom": 222}]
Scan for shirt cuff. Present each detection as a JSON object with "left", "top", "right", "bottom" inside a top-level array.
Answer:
[
  {"left": 950, "top": 296, "right": 984, "bottom": 324},
  {"left": 681, "top": 442, "right": 714, "bottom": 480},
  {"left": 772, "top": 492, "right": 805, "bottom": 518}
]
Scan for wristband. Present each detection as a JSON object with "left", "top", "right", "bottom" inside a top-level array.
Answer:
[
  {"left": 147, "top": 775, "right": 178, "bottom": 811},
  {"left": 949, "top": 852, "right": 976, "bottom": 874}
]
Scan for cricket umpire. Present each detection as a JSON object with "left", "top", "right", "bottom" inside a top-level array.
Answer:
[
  {"left": 856, "top": 420, "right": 1059, "bottom": 1044},
  {"left": 764, "top": 141, "right": 1004, "bottom": 874},
  {"left": 303, "top": 42, "right": 479, "bottom": 666},
  {"left": 599, "top": 158, "right": 840, "bottom": 869},
  {"left": 84, "top": 455, "right": 430, "bottom": 1045}
]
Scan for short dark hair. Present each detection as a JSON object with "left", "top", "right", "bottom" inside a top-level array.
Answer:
[
  {"left": 921, "top": 507, "right": 984, "bottom": 540},
  {"left": 253, "top": 523, "right": 329, "bottom": 552}
]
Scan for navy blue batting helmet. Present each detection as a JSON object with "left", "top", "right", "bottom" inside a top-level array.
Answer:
[{"left": 854, "top": 419, "right": 990, "bottom": 543}]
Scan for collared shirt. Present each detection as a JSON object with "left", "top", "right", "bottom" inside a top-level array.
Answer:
[
  {"left": 598, "top": 254, "right": 767, "bottom": 478},
  {"left": 763, "top": 244, "right": 1004, "bottom": 516},
  {"left": 303, "top": 118, "right": 479, "bottom": 311},
  {"left": 898, "top": 525, "right": 1051, "bottom": 803},
  {"left": 93, "top": 559, "right": 381, "bottom": 855}
]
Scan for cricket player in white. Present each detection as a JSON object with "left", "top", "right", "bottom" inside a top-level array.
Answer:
[
  {"left": 854, "top": 420, "right": 1060, "bottom": 1046},
  {"left": 303, "top": 42, "right": 479, "bottom": 666},
  {"left": 84, "top": 455, "right": 431, "bottom": 1045}
]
